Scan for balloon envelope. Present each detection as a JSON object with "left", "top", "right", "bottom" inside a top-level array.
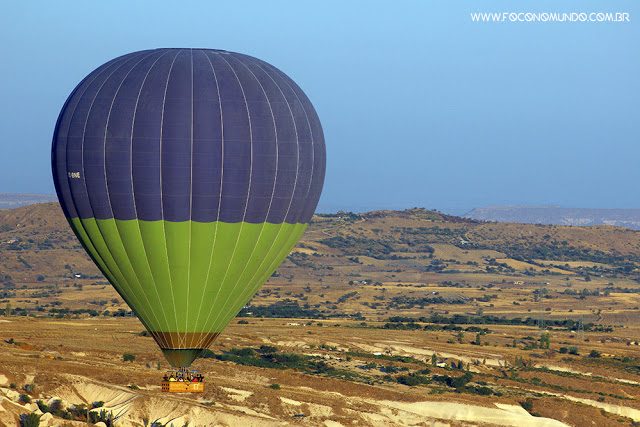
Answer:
[{"left": 51, "top": 48, "right": 325, "bottom": 366}]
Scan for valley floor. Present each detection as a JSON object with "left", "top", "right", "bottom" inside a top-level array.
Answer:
[{"left": 1, "top": 317, "right": 639, "bottom": 426}]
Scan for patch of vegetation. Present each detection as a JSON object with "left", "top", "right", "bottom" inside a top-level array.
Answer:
[
  {"left": 477, "top": 241, "right": 640, "bottom": 266},
  {"left": 319, "top": 235, "right": 397, "bottom": 259},
  {"left": 202, "top": 346, "right": 372, "bottom": 383},
  {"left": 580, "top": 354, "right": 640, "bottom": 376},
  {"left": 387, "top": 314, "right": 608, "bottom": 332},
  {"left": 122, "top": 353, "right": 136, "bottom": 362},
  {"left": 345, "top": 350, "right": 426, "bottom": 366},
  {"left": 388, "top": 295, "right": 468, "bottom": 309},
  {"left": 19, "top": 413, "right": 41, "bottom": 427},
  {"left": 89, "top": 409, "right": 116, "bottom": 426},
  {"left": 396, "top": 372, "right": 430, "bottom": 386},
  {"left": 520, "top": 398, "right": 535, "bottom": 413},
  {"left": 239, "top": 300, "right": 324, "bottom": 318}
]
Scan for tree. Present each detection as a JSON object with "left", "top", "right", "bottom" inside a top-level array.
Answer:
[
  {"left": 474, "top": 333, "right": 482, "bottom": 346},
  {"left": 539, "top": 332, "right": 551, "bottom": 349}
]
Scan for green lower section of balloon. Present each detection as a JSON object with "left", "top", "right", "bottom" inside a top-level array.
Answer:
[
  {"left": 162, "top": 349, "right": 202, "bottom": 368},
  {"left": 69, "top": 217, "right": 306, "bottom": 350}
]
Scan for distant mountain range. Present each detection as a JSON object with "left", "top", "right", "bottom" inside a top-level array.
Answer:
[
  {"left": 0, "top": 193, "right": 57, "bottom": 209},
  {"left": 466, "top": 206, "right": 640, "bottom": 230}
]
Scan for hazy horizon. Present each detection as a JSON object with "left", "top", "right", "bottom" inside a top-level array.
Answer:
[
  {"left": 2, "top": 1, "right": 638, "bottom": 212},
  {"left": 2, "top": 191, "right": 639, "bottom": 217}
]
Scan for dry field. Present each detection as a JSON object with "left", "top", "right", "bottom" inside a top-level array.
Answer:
[{"left": 1, "top": 317, "right": 640, "bottom": 426}]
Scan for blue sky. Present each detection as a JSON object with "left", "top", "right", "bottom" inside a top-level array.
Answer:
[{"left": 1, "top": 1, "right": 638, "bottom": 213}]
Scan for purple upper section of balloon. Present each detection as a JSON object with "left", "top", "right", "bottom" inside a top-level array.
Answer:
[{"left": 52, "top": 48, "right": 325, "bottom": 224}]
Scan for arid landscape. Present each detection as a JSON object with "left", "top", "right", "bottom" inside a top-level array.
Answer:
[{"left": 1, "top": 203, "right": 640, "bottom": 426}]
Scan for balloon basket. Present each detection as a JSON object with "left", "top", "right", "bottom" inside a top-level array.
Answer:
[
  {"left": 161, "top": 381, "right": 205, "bottom": 393},
  {"left": 161, "top": 368, "right": 205, "bottom": 393}
]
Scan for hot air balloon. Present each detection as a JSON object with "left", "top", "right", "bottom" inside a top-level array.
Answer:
[{"left": 51, "top": 48, "right": 325, "bottom": 374}]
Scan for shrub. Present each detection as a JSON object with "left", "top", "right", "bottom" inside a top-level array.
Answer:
[
  {"left": 257, "top": 345, "right": 278, "bottom": 354},
  {"left": 464, "top": 385, "right": 496, "bottom": 395},
  {"left": 23, "top": 383, "right": 35, "bottom": 393},
  {"left": 67, "top": 404, "right": 88, "bottom": 420},
  {"left": 269, "top": 383, "right": 281, "bottom": 390},
  {"left": 89, "top": 409, "right": 114, "bottom": 426},
  {"left": 47, "top": 399, "right": 65, "bottom": 417},
  {"left": 396, "top": 373, "right": 430, "bottom": 386},
  {"left": 18, "top": 394, "right": 31, "bottom": 404},
  {"left": 379, "top": 365, "right": 407, "bottom": 374},
  {"left": 520, "top": 399, "right": 534, "bottom": 413},
  {"left": 568, "top": 346, "right": 579, "bottom": 355},
  {"left": 122, "top": 353, "right": 136, "bottom": 362},
  {"left": 35, "top": 400, "right": 49, "bottom": 413},
  {"left": 588, "top": 350, "right": 601, "bottom": 358},
  {"left": 432, "top": 372, "right": 473, "bottom": 389},
  {"left": 228, "top": 347, "right": 255, "bottom": 357},
  {"left": 19, "top": 413, "right": 41, "bottom": 427}
]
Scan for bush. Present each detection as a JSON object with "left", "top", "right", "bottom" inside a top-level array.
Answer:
[
  {"left": 23, "top": 383, "right": 35, "bottom": 393},
  {"left": 48, "top": 399, "right": 65, "bottom": 417},
  {"left": 464, "top": 385, "right": 496, "bottom": 396},
  {"left": 588, "top": 350, "right": 601, "bottom": 358},
  {"left": 19, "top": 413, "right": 41, "bottom": 427},
  {"left": 379, "top": 365, "right": 408, "bottom": 374},
  {"left": 257, "top": 345, "right": 278, "bottom": 354},
  {"left": 520, "top": 399, "right": 534, "bottom": 413},
  {"left": 35, "top": 400, "right": 49, "bottom": 413},
  {"left": 269, "top": 383, "right": 281, "bottom": 390},
  {"left": 89, "top": 409, "right": 114, "bottom": 426},
  {"left": 122, "top": 353, "right": 136, "bottom": 362},
  {"left": 568, "top": 346, "right": 579, "bottom": 355},
  {"left": 18, "top": 394, "right": 31, "bottom": 404},
  {"left": 396, "top": 373, "right": 430, "bottom": 386},
  {"left": 67, "top": 403, "right": 88, "bottom": 420},
  {"left": 432, "top": 372, "right": 473, "bottom": 389},
  {"left": 228, "top": 347, "right": 256, "bottom": 357}
]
